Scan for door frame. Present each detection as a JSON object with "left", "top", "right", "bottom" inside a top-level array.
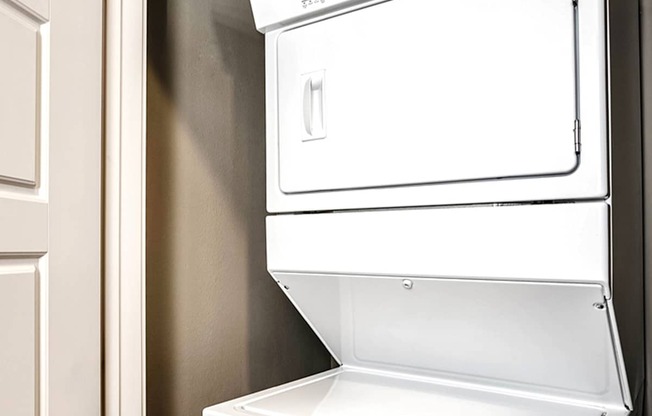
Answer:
[{"left": 104, "top": 0, "right": 147, "bottom": 414}]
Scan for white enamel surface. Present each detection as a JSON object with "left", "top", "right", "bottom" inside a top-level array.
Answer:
[
  {"left": 265, "top": 0, "right": 607, "bottom": 212},
  {"left": 204, "top": 368, "right": 622, "bottom": 416},
  {"left": 278, "top": 0, "right": 577, "bottom": 193},
  {"left": 267, "top": 202, "right": 610, "bottom": 291}
]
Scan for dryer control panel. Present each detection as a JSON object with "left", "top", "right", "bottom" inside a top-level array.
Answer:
[
  {"left": 301, "top": 0, "right": 327, "bottom": 9},
  {"left": 249, "top": 0, "right": 370, "bottom": 32}
]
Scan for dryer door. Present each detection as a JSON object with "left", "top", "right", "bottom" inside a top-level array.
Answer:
[{"left": 277, "top": 0, "right": 579, "bottom": 194}]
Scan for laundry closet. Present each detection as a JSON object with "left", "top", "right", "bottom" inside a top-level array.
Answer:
[{"left": 152, "top": 0, "right": 646, "bottom": 415}]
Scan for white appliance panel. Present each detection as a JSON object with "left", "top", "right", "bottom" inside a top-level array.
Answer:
[
  {"left": 277, "top": 0, "right": 578, "bottom": 194},
  {"left": 267, "top": 202, "right": 611, "bottom": 291}
]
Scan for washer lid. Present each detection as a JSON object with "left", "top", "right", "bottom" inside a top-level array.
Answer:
[{"left": 272, "top": 273, "right": 628, "bottom": 410}]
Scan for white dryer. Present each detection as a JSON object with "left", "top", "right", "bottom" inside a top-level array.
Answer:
[
  {"left": 204, "top": 0, "right": 644, "bottom": 415},
  {"left": 259, "top": 0, "right": 608, "bottom": 213}
]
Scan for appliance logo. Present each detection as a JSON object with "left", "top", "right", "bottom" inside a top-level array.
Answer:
[{"left": 302, "top": 0, "right": 326, "bottom": 8}]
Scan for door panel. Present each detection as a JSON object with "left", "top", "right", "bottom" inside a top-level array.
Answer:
[
  {"left": 0, "top": 0, "right": 102, "bottom": 414},
  {"left": 0, "top": 6, "right": 38, "bottom": 184},
  {"left": 0, "top": 269, "right": 37, "bottom": 416},
  {"left": 0, "top": 199, "right": 47, "bottom": 253},
  {"left": 278, "top": 0, "right": 578, "bottom": 193}
]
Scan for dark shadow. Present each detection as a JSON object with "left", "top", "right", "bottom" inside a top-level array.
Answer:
[
  {"left": 146, "top": 0, "right": 177, "bottom": 415},
  {"left": 146, "top": 1, "right": 332, "bottom": 415},
  {"left": 208, "top": 14, "right": 333, "bottom": 395}
]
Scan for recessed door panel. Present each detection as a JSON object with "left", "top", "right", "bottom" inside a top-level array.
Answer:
[
  {"left": 0, "top": 269, "right": 37, "bottom": 416},
  {"left": 0, "top": 8, "right": 38, "bottom": 186},
  {"left": 277, "top": 0, "right": 578, "bottom": 193}
]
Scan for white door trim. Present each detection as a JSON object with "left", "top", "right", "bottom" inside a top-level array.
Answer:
[{"left": 105, "top": 0, "right": 147, "bottom": 414}]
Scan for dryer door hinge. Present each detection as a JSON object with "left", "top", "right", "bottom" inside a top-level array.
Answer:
[{"left": 573, "top": 119, "right": 581, "bottom": 154}]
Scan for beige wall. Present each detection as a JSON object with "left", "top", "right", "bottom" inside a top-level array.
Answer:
[{"left": 146, "top": 1, "right": 331, "bottom": 415}]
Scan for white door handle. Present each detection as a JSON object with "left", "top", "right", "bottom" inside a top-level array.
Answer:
[{"left": 302, "top": 70, "right": 326, "bottom": 140}]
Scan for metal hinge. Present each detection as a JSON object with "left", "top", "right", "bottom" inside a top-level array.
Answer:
[{"left": 573, "top": 119, "right": 581, "bottom": 154}]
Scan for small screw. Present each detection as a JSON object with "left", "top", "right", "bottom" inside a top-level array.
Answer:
[
  {"left": 283, "top": 285, "right": 290, "bottom": 290},
  {"left": 593, "top": 302, "right": 606, "bottom": 310},
  {"left": 402, "top": 279, "right": 413, "bottom": 290}
]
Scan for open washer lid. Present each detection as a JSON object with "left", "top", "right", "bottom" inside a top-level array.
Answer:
[{"left": 272, "top": 273, "right": 627, "bottom": 410}]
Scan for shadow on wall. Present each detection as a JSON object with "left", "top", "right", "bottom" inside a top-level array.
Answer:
[{"left": 146, "top": 1, "right": 332, "bottom": 415}]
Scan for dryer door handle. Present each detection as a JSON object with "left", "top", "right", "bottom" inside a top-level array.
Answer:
[{"left": 302, "top": 71, "right": 326, "bottom": 140}]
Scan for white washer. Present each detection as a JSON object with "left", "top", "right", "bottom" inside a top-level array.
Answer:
[{"left": 204, "top": 203, "right": 631, "bottom": 416}]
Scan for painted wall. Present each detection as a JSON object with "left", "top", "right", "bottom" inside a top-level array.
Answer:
[
  {"left": 642, "top": 0, "right": 652, "bottom": 415},
  {"left": 146, "top": 1, "right": 332, "bottom": 415}
]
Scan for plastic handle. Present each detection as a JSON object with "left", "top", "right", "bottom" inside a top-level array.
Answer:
[
  {"left": 302, "top": 71, "right": 325, "bottom": 140},
  {"left": 303, "top": 78, "right": 314, "bottom": 135}
]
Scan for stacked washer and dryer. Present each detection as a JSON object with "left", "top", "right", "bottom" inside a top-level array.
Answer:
[{"left": 204, "top": 0, "right": 644, "bottom": 415}]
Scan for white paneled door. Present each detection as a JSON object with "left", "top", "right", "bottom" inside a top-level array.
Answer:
[{"left": 0, "top": 0, "right": 102, "bottom": 415}]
